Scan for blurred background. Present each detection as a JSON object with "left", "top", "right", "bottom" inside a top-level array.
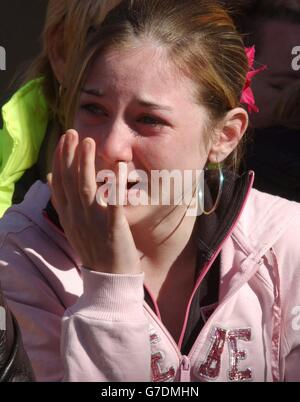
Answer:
[
  {"left": 226, "top": 0, "right": 300, "bottom": 201},
  {"left": 0, "top": 0, "right": 47, "bottom": 106}
]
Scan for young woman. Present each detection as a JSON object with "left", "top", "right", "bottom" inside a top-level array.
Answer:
[{"left": 0, "top": 0, "right": 300, "bottom": 382}]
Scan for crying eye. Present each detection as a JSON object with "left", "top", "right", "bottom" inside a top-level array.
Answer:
[
  {"left": 80, "top": 104, "right": 107, "bottom": 116},
  {"left": 138, "top": 115, "right": 166, "bottom": 126}
]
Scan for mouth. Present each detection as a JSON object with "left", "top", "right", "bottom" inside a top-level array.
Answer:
[
  {"left": 98, "top": 178, "right": 141, "bottom": 190},
  {"left": 126, "top": 179, "right": 140, "bottom": 190}
]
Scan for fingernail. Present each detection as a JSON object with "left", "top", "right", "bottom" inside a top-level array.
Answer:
[
  {"left": 60, "top": 134, "right": 66, "bottom": 145},
  {"left": 84, "top": 140, "right": 92, "bottom": 150},
  {"left": 67, "top": 131, "right": 74, "bottom": 142},
  {"left": 46, "top": 173, "right": 52, "bottom": 185}
]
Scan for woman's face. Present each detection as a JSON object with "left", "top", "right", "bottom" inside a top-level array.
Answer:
[{"left": 74, "top": 43, "right": 210, "bottom": 224}]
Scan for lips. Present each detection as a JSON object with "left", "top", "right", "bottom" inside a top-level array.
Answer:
[
  {"left": 98, "top": 177, "right": 140, "bottom": 190},
  {"left": 126, "top": 179, "right": 140, "bottom": 190}
]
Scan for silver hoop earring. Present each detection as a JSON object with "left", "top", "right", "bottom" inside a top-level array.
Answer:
[{"left": 198, "top": 162, "right": 224, "bottom": 215}]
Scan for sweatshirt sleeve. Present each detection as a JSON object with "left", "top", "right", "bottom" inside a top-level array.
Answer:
[
  {"left": 62, "top": 268, "right": 152, "bottom": 382},
  {"left": 0, "top": 235, "right": 66, "bottom": 381},
  {"left": 0, "top": 230, "right": 152, "bottom": 382}
]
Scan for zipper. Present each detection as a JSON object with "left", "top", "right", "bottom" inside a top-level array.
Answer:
[
  {"left": 143, "top": 171, "right": 255, "bottom": 367},
  {"left": 179, "top": 171, "right": 255, "bottom": 352},
  {"left": 184, "top": 171, "right": 255, "bottom": 359},
  {"left": 179, "top": 355, "right": 191, "bottom": 382}
]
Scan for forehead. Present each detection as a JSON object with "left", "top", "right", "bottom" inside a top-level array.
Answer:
[{"left": 84, "top": 43, "right": 197, "bottom": 103}]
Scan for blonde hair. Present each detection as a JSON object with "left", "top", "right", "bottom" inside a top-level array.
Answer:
[
  {"left": 61, "top": 0, "right": 248, "bottom": 170},
  {"left": 26, "top": 0, "right": 122, "bottom": 122}
]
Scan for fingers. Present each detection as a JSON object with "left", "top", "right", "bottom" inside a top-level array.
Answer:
[
  {"left": 52, "top": 130, "right": 99, "bottom": 215},
  {"left": 61, "top": 130, "right": 81, "bottom": 209},
  {"left": 52, "top": 130, "right": 130, "bottom": 228},
  {"left": 107, "top": 162, "right": 128, "bottom": 229},
  {"left": 47, "top": 172, "right": 58, "bottom": 211},
  {"left": 106, "top": 163, "right": 141, "bottom": 273},
  {"left": 78, "top": 138, "right": 97, "bottom": 207},
  {"left": 52, "top": 134, "right": 68, "bottom": 212}
]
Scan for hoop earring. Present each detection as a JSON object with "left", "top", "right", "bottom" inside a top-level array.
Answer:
[{"left": 198, "top": 162, "right": 224, "bottom": 215}]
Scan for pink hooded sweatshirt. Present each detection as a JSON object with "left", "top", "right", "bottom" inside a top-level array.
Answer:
[{"left": 0, "top": 174, "right": 300, "bottom": 382}]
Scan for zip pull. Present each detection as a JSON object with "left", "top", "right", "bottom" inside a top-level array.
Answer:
[{"left": 179, "top": 355, "right": 191, "bottom": 382}]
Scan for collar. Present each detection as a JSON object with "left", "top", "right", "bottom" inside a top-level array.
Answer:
[
  {"left": 180, "top": 169, "right": 254, "bottom": 354},
  {"left": 194, "top": 169, "right": 254, "bottom": 268}
]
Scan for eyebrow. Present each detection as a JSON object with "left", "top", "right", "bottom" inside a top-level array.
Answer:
[
  {"left": 81, "top": 88, "right": 173, "bottom": 112},
  {"left": 137, "top": 99, "right": 173, "bottom": 112},
  {"left": 82, "top": 88, "right": 104, "bottom": 97}
]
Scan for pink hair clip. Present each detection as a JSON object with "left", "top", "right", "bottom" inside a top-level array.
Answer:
[{"left": 240, "top": 46, "right": 267, "bottom": 113}]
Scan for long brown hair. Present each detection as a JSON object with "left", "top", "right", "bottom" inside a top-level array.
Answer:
[
  {"left": 61, "top": 0, "right": 249, "bottom": 170},
  {"left": 25, "top": 0, "right": 122, "bottom": 122}
]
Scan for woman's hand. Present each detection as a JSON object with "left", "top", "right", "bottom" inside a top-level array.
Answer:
[{"left": 48, "top": 129, "right": 141, "bottom": 275}]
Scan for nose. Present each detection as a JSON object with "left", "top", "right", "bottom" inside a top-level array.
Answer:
[{"left": 96, "top": 121, "right": 133, "bottom": 164}]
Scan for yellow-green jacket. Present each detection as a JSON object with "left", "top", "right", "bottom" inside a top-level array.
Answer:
[{"left": 0, "top": 78, "right": 49, "bottom": 217}]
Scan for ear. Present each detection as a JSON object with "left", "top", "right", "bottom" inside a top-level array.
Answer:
[
  {"left": 48, "top": 24, "right": 65, "bottom": 83},
  {"left": 208, "top": 108, "right": 248, "bottom": 163}
]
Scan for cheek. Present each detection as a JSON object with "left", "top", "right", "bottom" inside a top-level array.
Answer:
[
  {"left": 135, "top": 137, "right": 207, "bottom": 173},
  {"left": 73, "top": 116, "right": 86, "bottom": 138},
  {"left": 140, "top": 133, "right": 175, "bottom": 161},
  {"left": 132, "top": 141, "right": 162, "bottom": 171},
  {"left": 73, "top": 116, "right": 99, "bottom": 144}
]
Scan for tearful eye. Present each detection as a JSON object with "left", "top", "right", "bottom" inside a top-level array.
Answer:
[
  {"left": 138, "top": 115, "right": 165, "bottom": 126},
  {"left": 80, "top": 104, "right": 107, "bottom": 116}
]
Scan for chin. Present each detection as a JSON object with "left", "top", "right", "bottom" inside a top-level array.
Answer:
[
  {"left": 123, "top": 203, "right": 148, "bottom": 224},
  {"left": 123, "top": 203, "right": 165, "bottom": 229}
]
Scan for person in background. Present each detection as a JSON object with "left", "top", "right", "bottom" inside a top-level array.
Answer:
[
  {"left": 227, "top": 0, "right": 300, "bottom": 201},
  {"left": 0, "top": 0, "right": 121, "bottom": 218},
  {"left": 0, "top": 0, "right": 300, "bottom": 382}
]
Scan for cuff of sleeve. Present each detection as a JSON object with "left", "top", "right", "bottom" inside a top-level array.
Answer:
[{"left": 68, "top": 267, "right": 146, "bottom": 321}]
